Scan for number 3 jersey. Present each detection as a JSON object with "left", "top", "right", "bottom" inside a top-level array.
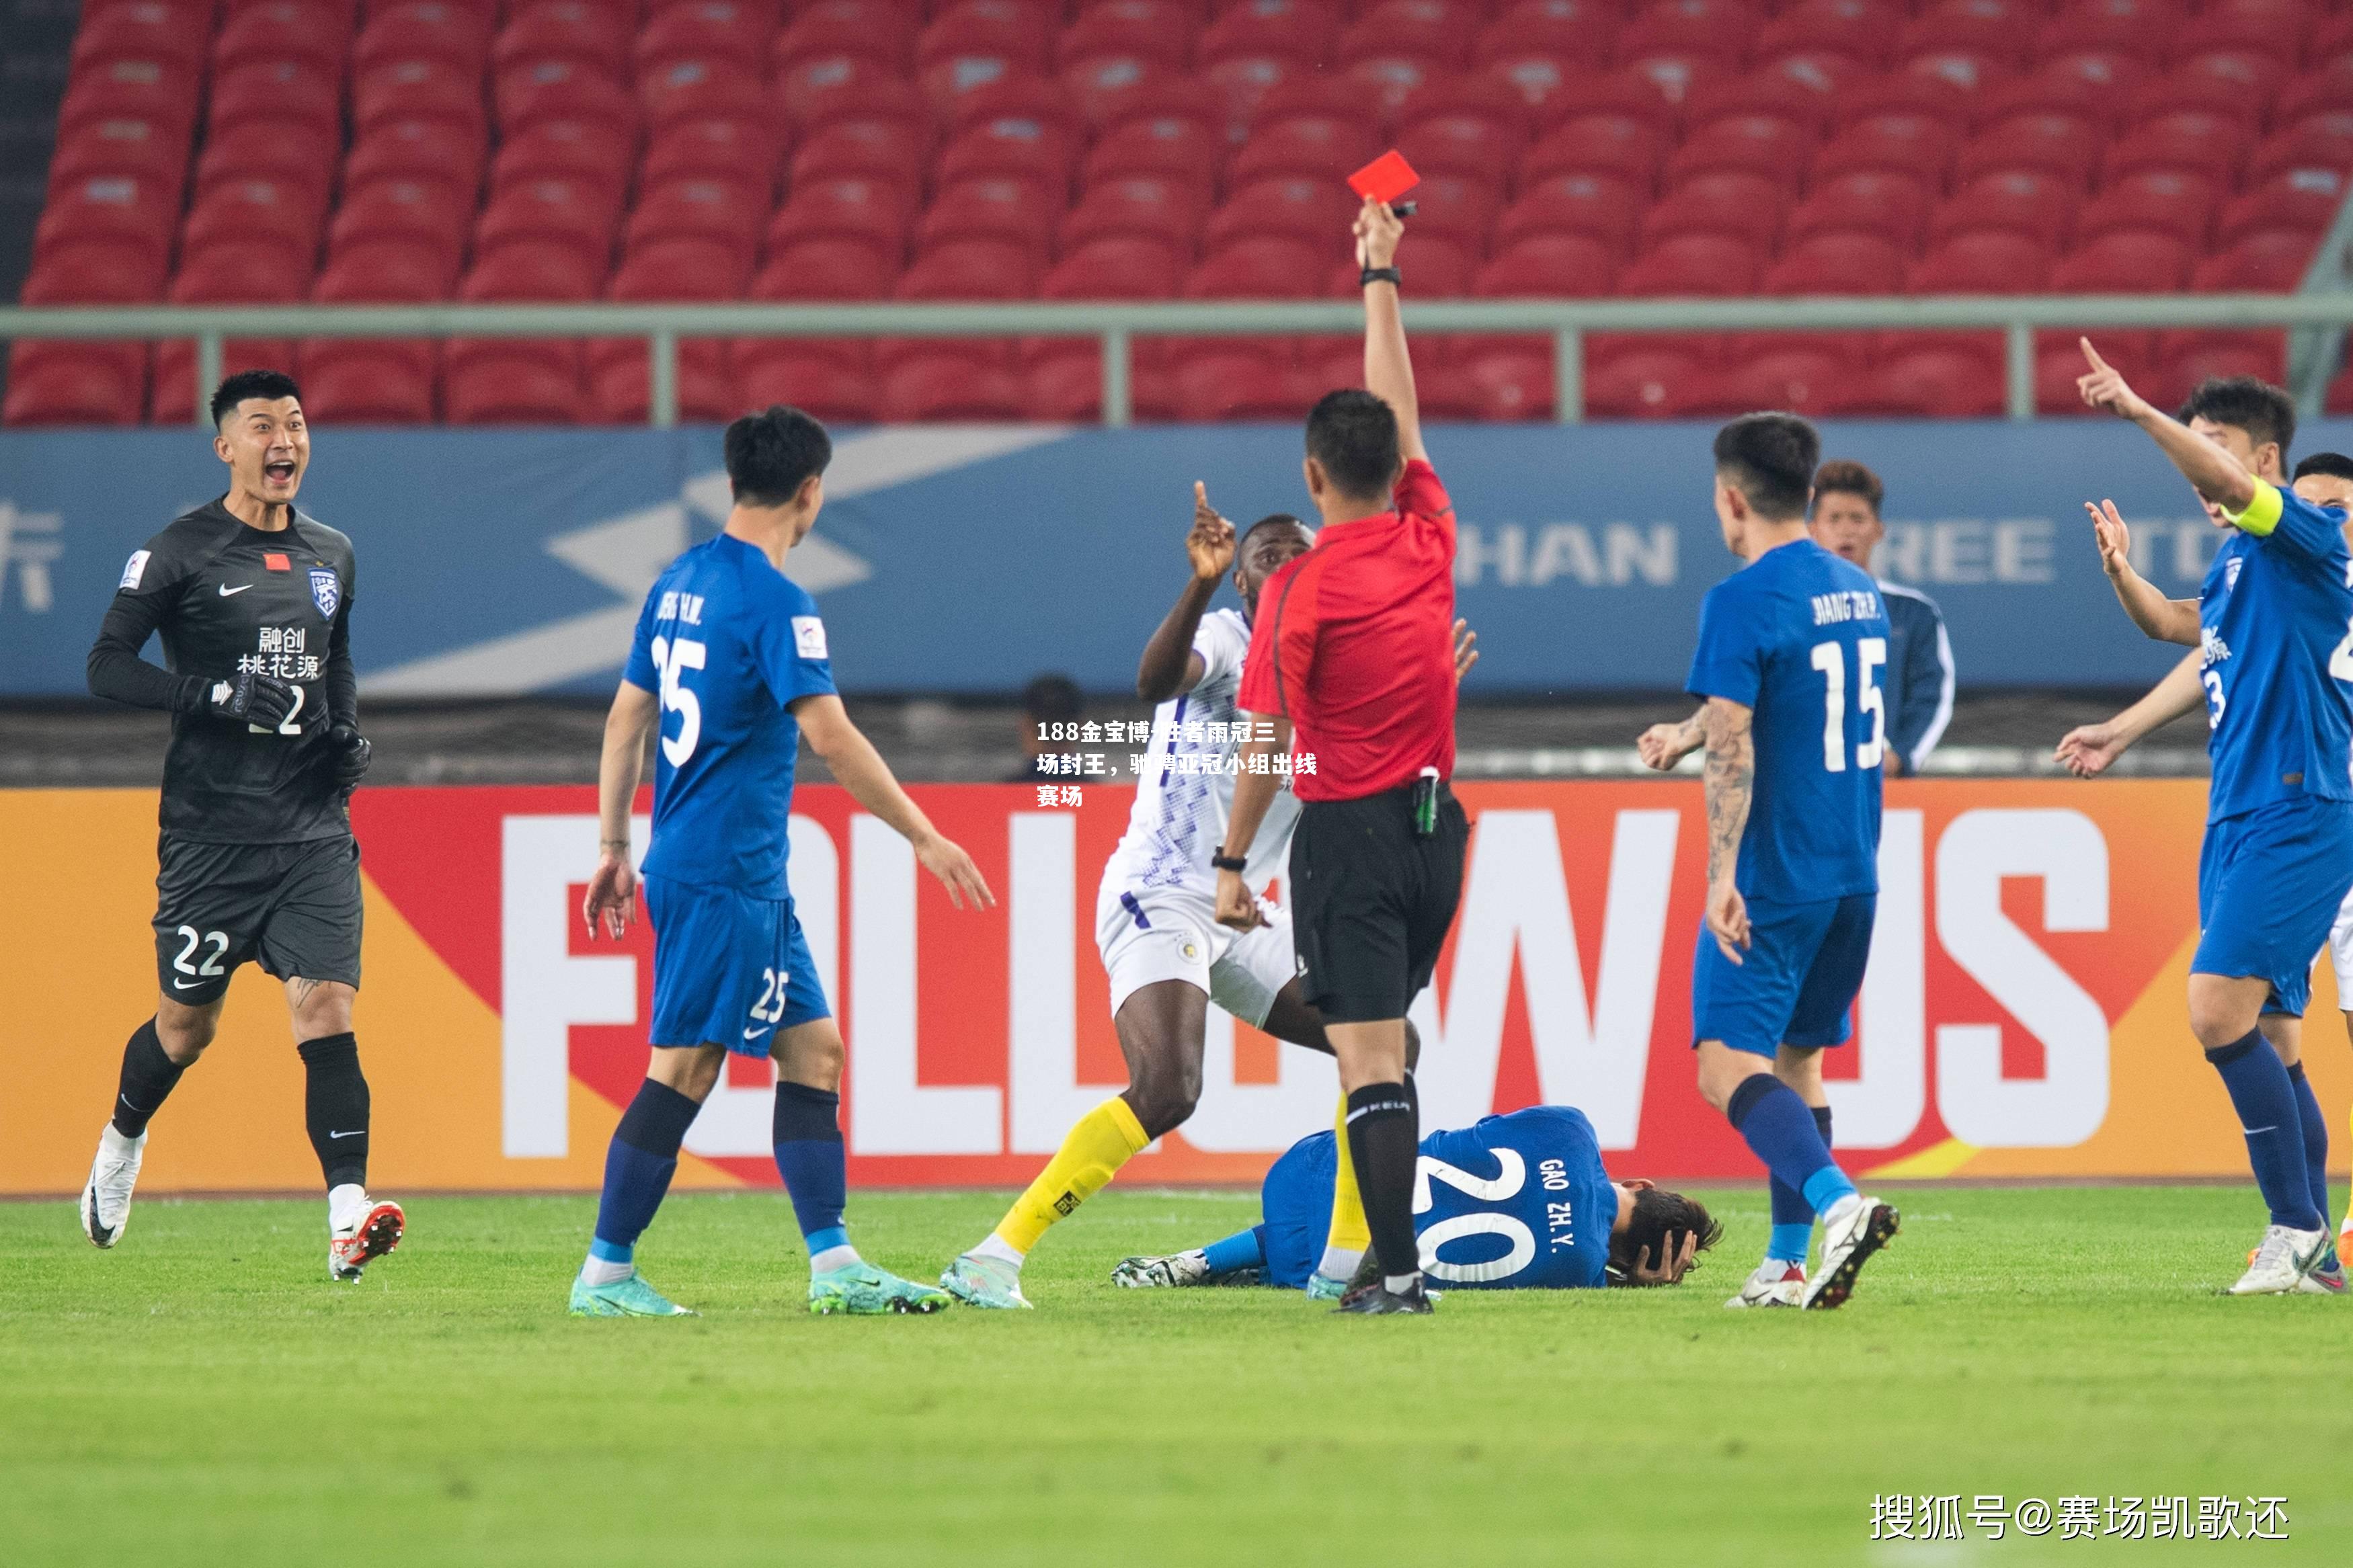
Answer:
[
  {"left": 1687, "top": 537, "right": 1888, "bottom": 905},
  {"left": 625, "top": 533, "right": 836, "bottom": 899},
  {"left": 2199, "top": 479, "right": 2353, "bottom": 825},
  {"left": 93, "top": 499, "right": 356, "bottom": 843}
]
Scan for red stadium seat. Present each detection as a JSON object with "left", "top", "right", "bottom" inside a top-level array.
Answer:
[
  {"left": 789, "top": 118, "right": 931, "bottom": 190},
  {"left": 1060, "top": 175, "right": 1205, "bottom": 254},
  {"left": 1899, "top": 0, "right": 2038, "bottom": 68},
  {"left": 2194, "top": 232, "right": 2317, "bottom": 291},
  {"left": 1811, "top": 114, "right": 1958, "bottom": 188},
  {"left": 152, "top": 338, "right": 297, "bottom": 423},
  {"left": 1042, "top": 235, "right": 1187, "bottom": 297},
  {"left": 48, "top": 115, "right": 189, "bottom": 200},
  {"left": 1683, "top": 57, "right": 1857, "bottom": 136},
  {"left": 1394, "top": 68, "right": 1537, "bottom": 136},
  {"left": 2104, "top": 112, "right": 2254, "bottom": 188},
  {"left": 1478, "top": 53, "right": 1603, "bottom": 128},
  {"left": 2033, "top": 0, "right": 2182, "bottom": 62},
  {"left": 2167, "top": 0, "right": 2311, "bottom": 61},
  {"left": 2075, "top": 170, "right": 2217, "bottom": 247},
  {"left": 1727, "top": 349, "right": 1863, "bottom": 417},
  {"left": 2033, "top": 334, "right": 2151, "bottom": 415},
  {"left": 352, "top": 55, "right": 489, "bottom": 139},
  {"left": 2051, "top": 229, "right": 2194, "bottom": 292},
  {"left": 343, "top": 118, "right": 485, "bottom": 204},
  {"left": 637, "top": 3, "right": 777, "bottom": 75},
  {"left": 491, "top": 119, "right": 633, "bottom": 206},
  {"left": 1476, "top": 1, "right": 1618, "bottom": 64},
  {"left": 1756, "top": 0, "right": 1901, "bottom": 67},
  {"left": 325, "top": 179, "right": 471, "bottom": 273},
  {"left": 1786, "top": 171, "right": 1934, "bottom": 250},
  {"left": 495, "top": 1, "right": 634, "bottom": 81},
  {"left": 773, "top": 0, "right": 916, "bottom": 74},
  {"left": 34, "top": 175, "right": 177, "bottom": 276},
  {"left": 1618, "top": 232, "right": 1763, "bottom": 293},
  {"left": 1497, "top": 172, "right": 1647, "bottom": 256},
  {"left": 1761, "top": 231, "right": 1906, "bottom": 294},
  {"left": 880, "top": 356, "right": 1031, "bottom": 420},
  {"left": 1866, "top": 349, "right": 2000, "bottom": 415},
  {"left": 496, "top": 60, "right": 639, "bottom": 139},
  {"left": 210, "top": 58, "right": 343, "bottom": 141},
  {"left": 624, "top": 178, "right": 765, "bottom": 268},
  {"left": 1058, "top": 53, "right": 1184, "bottom": 130},
  {"left": 353, "top": 2, "right": 485, "bottom": 76},
  {"left": 315, "top": 237, "right": 457, "bottom": 300},
  {"left": 2275, "top": 56, "right": 2353, "bottom": 128},
  {"left": 896, "top": 235, "right": 1042, "bottom": 298},
  {"left": 18, "top": 247, "right": 165, "bottom": 304},
  {"left": 1199, "top": 1, "right": 1340, "bottom": 70},
  {"left": 1019, "top": 343, "right": 1178, "bottom": 423},
  {"left": 1666, "top": 114, "right": 1814, "bottom": 185},
  {"left": 1929, "top": 171, "right": 2079, "bottom": 250},
  {"left": 1639, "top": 172, "right": 1787, "bottom": 249},
  {"left": 444, "top": 350, "right": 586, "bottom": 423},
  {"left": 1340, "top": 1, "right": 1480, "bottom": 70},
  {"left": 302, "top": 342, "right": 438, "bottom": 423},
  {"left": 916, "top": 0, "right": 1055, "bottom": 77},
  {"left": 749, "top": 237, "right": 899, "bottom": 301},
  {"left": 1168, "top": 348, "right": 1312, "bottom": 422},
  {"left": 2219, "top": 170, "right": 2344, "bottom": 249},
  {"left": 588, "top": 350, "right": 742, "bottom": 424},
  {"left": 474, "top": 178, "right": 620, "bottom": 280},
  {"left": 1384, "top": 176, "right": 1501, "bottom": 256},
  {"left": 1205, "top": 177, "right": 1358, "bottom": 249},
  {"left": 2154, "top": 336, "right": 2288, "bottom": 406},
  {"left": 768, "top": 176, "right": 914, "bottom": 270},
  {"left": 643, "top": 116, "right": 783, "bottom": 194},
  {"left": 1957, "top": 113, "right": 2106, "bottom": 188},
  {"left": 934, "top": 73, "right": 1084, "bottom": 141},
  {"left": 776, "top": 53, "right": 930, "bottom": 132},
  {"left": 1907, "top": 229, "right": 2054, "bottom": 291},
  {"left": 1201, "top": 55, "right": 1298, "bottom": 128},
  {"left": 192, "top": 122, "right": 334, "bottom": 213},
  {"left": 1080, "top": 112, "right": 1225, "bottom": 188},
  {"left": 214, "top": 3, "right": 355, "bottom": 77},
  {"left": 57, "top": 59, "right": 204, "bottom": 142},
  {"left": 1618, "top": 0, "right": 1763, "bottom": 69},
  {"left": 2251, "top": 114, "right": 2353, "bottom": 187},
  {"left": 1841, "top": 51, "right": 2014, "bottom": 126},
  {"left": 1185, "top": 235, "right": 1326, "bottom": 297},
  {"left": 639, "top": 59, "right": 770, "bottom": 134},
  {"left": 1472, "top": 233, "right": 1619, "bottom": 295},
  {"left": 1609, "top": 55, "right": 1731, "bottom": 122},
  {"left": 1390, "top": 108, "right": 1525, "bottom": 191},
  {"left": 1586, "top": 348, "right": 1712, "bottom": 419},
  {"left": 461, "top": 239, "right": 604, "bottom": 300},
  {"left": 1521, "top": 114, "right": 1668, "bottom": 192},
  {"left": 3, "top": 344, "right": 147, "bottom": 426},
  {"left": 1984, "top": 54, "right": 2155, "bottom": 131},
  {"left": 918, "top": 175, "right": 1060, "bottom": 256},
  {"left": 181, "top": 177, "right": 325, "bottom": 276},
  {"left": 74, "top": 1, "right": 213, "bottom": 77},
  {"left": 1230, "top": 116, "right": 1386, "bottom": 186},
  {"left": 1319, "top": 232, "right": 1477, "bottom": 296},
  {"left": 1242, "top": 71, "right": 1369, "bottom": 133},
  {"left": 738, "top": 352, "right": 881, "bottom": 425},
  {"left": 2127, "top": 54, "right": 2274, "bottom": 130},
  {"left": 1058, "top": 1, "right": 1193, "bottom": 71},
  {"left": 939, "top": 115, "right": 1080, "bottom": 198},
  {"left": 1456, "top": 342, "right": 1556, "bottom": 420}
]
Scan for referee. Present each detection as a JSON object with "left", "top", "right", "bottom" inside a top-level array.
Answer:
[
  {"left": 79, "top": 369, "right": 401, "bottom": 1282},
  {"left": 1215, "top": 197, "right": 1468, "bottom": 1316}
]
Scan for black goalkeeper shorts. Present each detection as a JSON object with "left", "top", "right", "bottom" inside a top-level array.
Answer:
[
  {"left": 1289, "top": 784, "right": 1468, "bottom": 1025},
  {"left": 152, "top": 833, "right": 363, "bottom": 1005}
]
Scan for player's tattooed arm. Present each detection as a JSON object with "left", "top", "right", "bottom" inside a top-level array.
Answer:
[
  {"left": 1701, "top": 698, "right": 1754, "bottom": 962},
  {"left": 2087, "top": 499, "right": 2200, "bottom": 645},
  {"left": 1636, "top": 704, "right": 1708, "bottom": 772},
  {"left": 1137, "top": 483, "right": 1232, "bottom": 702},
  {"left": 583, "top": 679, "right": 657, "bottom": 940},
  {"left": 793, "top": 693, "right": 996, "bottom": 910}
]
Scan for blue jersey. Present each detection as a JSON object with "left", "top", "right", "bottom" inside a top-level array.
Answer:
[
  {"left": 1259, "top": 1106, "right": 1617, "bottom": 1290},
  {"left": 1687, "top": 538, "right": 1887, "bottom": 903},
  {"left": 2198, "top": 479, "right": 2353, "bottom": 823},
  {"left": 623, "top": 533, "right": 836, "bottom": 898}
]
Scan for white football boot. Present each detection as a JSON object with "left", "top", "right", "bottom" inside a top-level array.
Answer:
[
  {"left": 2227, "top": 1224, "right": 2329, "bottom": 1296},
  {"left": 1725, "top": 1259, "right": 1806, "bottom": 1309},
  {"left": 80, "top": 1124, "right": 146, "bottom": 1248},
  {"left": 328, "top": 1198, "right": 405, "bottom": 1282},
  {"left": 1800, "top": 1194, "right": 1901, "bottom": 1310}
]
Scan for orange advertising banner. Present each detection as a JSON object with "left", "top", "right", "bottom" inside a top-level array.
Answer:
[{"left": 1, "top": 780, "right": 2342, "bottom": 1195}]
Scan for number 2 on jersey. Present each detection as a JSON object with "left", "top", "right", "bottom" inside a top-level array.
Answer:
[
  {"left": 649, "top": 634, "right": 706, "bottom": 766},
  {"left": 1810, "top": 637, "right": 1886, "bottom": 773}
]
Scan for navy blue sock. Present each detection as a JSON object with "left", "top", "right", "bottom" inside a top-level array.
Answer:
[
  {"left": 590, "top": 1079, "right": 701, "bottom": 1263},
  {"left": 773, "top": 1080, "right": 851, "bottom": 1262},
  {"left": 1726, "top": 1074, "right": 1854, "bottom": 1218},
  {"left": 2288, "top": 1061, "right": 2332, "bottom": 1233},
  {"left": 1766, "top": 1103, "right": 1832, "bottom": 1262},
  {"left": 2206, "top": 1032, "right": 2323, "bottom": 1231},
  {"left": 1202, "top": 1227, "right": 1265, "bottom": 1276}
]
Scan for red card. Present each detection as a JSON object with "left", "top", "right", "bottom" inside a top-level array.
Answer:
[
  {"left": 1347, "top": 150, "right": 1419, "bottom": 204},
  {"left": 264, "top": 552, "right": 290, "bottom": 571}
]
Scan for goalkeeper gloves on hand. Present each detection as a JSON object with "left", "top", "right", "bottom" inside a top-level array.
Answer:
[{"left": 205, "top": 670, "right": 298, "bottom": 729}]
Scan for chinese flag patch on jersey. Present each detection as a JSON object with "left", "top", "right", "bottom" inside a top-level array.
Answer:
[{"left": 264, "top": 552, "right": 290, "bottom": 571}]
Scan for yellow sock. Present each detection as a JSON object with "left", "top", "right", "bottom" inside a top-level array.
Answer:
[
  {"left": 993, "top": 1096, "right": 1150, "bottom": 1254},
  {"left": 1325, "top": 1091, "right": 1371, "bottom": 1257}
]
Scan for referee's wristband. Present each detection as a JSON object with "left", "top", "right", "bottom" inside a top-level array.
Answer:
[
  {"left": 1211, "top": 854, "right": 1248, "bottom": 872},
  {"left": 1360, "top": 265, "right": 1401, "bottom": 288}
]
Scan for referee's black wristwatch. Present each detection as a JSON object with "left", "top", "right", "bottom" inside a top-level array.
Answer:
[
  {"left": 1360, "top": 265, "right": 1401, "bottom": 288},
  {"left": 1211, "top": 853, "right": 1248, "bottom": 872}
]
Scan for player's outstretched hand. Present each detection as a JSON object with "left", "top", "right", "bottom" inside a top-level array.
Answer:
[
  {"left": 1626, "top": 1228, "right": 1700, "bottom": 1286},
  {"left": 1452, "top": 619, "right": 1479, "bottom": 686},
  {"left": 583, "top": 852, "right": 637, "bottom": 941},
  {"left": 1188, "top": 481, "right": 1236, "bottom": 583},
  {"left": 916, "top": 831, "right": 996, "bottom": 909},
  {"left": 1354, "top": 195, "right": 1402, "bottom": 270},
  {"left": 2086, "top": 499, "right": 2133, "bottom": 578},
  {"left": 207, "top": 669, "right": 297, "bottom": 729},
  {"left": 2076, "top": 338, "right": 2151, "bottom": 422},
  {"left": 1705, "top": 878, "right": 1750, "bottom": 964},
  {"left": 1213, "top": 866, "right": 1265, "bottom": 931},
  {"left": 2055, "top": 720, "right": 2126, "bottom": 778}
]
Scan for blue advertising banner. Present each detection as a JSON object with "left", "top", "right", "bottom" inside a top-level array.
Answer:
[{"left": 4, "top": 417, "right": 2340, "bottom": 698}]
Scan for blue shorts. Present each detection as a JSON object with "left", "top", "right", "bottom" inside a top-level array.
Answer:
[
  {"left": 1691, "top": 893, "right": 1875, "bottom": 1059},
  {"left": 1254, "top": 1130, "right": 1340, "bottom": 1290},
  {"left": 2195, "top": 795, "right": 2353, "bottom": 1018},
  {"left": 644, "top": 873, "right": 829, "bottom": 1057}
]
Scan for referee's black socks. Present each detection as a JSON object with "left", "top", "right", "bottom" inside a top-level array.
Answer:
[
  {"left": 298, "top": 1033, "right": 370, "bottom": 1191},
  {"left": 110, "top": 1018, "right": 185, "bottom": 1139},
  {"left": 1345, "top": 1081, "right": 1422, "bottom": 1292}
]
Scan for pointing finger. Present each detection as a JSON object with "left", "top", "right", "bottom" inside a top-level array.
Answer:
[{"left": 2079, "top": 336, "right": 2109, "bottom": 372}]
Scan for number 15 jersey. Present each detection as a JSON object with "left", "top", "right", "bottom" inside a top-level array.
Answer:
[
  {"left": 2200, "top": 479, "right": 2353, "bottom": 825},
  {"left": 624, "top": 532, "right": 836, "bottom": 899}
]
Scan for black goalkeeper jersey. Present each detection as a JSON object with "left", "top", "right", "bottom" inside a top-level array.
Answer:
[{"left": 87, "top": 498, "right": 358, "bottom": 843}]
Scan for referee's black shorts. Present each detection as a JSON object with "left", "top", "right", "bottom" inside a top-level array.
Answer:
[{"left": 1289, "top": 784, "right": 1468, "bottom": 1024}]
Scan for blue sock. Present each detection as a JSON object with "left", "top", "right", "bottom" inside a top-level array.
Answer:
[
  {"left": 2288, "top": 1061, "right": 2332, "bottom": 1234},
  {"left": 1766, "top": 1104, "right": 1832, "bottom": 1262},
  {"left": 1726, "top": 1074, "right": 1855, "bottom": 1219},
  {"left": 2207, "top": 1031, "right": 2323, "bottom": 1231},
  {"left": 589, "top": 1079, "right": 702, "bottom": 1264},
  {"left": 773, "top": 1080, "right": 855, "bottom": 1266},
  {"left": 1202, "top": 1228, "right": 1266, "bottom": 1276}
]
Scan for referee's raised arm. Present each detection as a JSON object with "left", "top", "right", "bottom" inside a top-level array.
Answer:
[{"left": 1213, "top": 195, "right": 1468, "bottom": 1316}]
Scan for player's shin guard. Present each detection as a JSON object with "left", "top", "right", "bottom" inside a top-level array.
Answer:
[
  {"left": 2288, "top": 1062, "right": 2331, "bottom": 1230},
  {"left": 2206, "top": 1030, "right": 2325, "bottom": 1231},
  {"left": 1345, "top": 1082, "right": 1421, "bottom": 1290},
  {"left": 298, "top": 1033, "right": 369, "bottom": 1192},
  {"left": 1765, "top": 1104, "right": 1832, "bottom": 1264},
  {"left": 586, "top": 1079, "right": 702, "bottom": 1281},
  {"left": 773, "top": 1081, "right": 856, "bottom": 1272},
  {"left": 992, "top": 1096, "right": 1150, "bottom": 1255},
  {"left": 1726, "top": 1074, "right": 1855, "bottom": 1219},
  {"left": 111, "top": 1018, "right": 185, "bottom": 1139}
]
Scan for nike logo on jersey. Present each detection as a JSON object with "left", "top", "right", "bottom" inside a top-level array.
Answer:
[{"left": 218, "top": 583, "right": 253, "bottom": 596}]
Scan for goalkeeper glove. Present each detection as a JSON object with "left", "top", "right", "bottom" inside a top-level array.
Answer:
[{"left": 204, "top": 670, "right": 298, "bottom": 729}]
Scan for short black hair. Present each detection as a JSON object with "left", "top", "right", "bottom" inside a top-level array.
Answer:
[
  {"left": 1812, "top": 458, "right": 1884, "bottom": 514},
  {"left": 1714, "top": 412, "right": 1820, "bottom": 522},
  {"left": 1240, "top": 512, "right": 1312, "bottom": 549},
  {"left": 2178, "top": 376, "right": 2296, "bottom": 460},
  {"left": 1606, "top": 1187, "right": 1724, "bottom": 1287},
  {"left": 1304, "top": 389, "right": 1401, "bottom": 503},
  {"left": 2294, "top": 452, "right": 2353, "bottom": 484},
  {"left": 1021, "top": 673, "right": 1082, "bottom": 722},
  {"left": 725, "top": 404, "right": 832, "bottom": 507},
  {"left": 210, "top": 368, "right": 301, "bottom": 428}
]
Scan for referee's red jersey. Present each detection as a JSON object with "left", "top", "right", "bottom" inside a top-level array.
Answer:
[{"left": 1238, "top": 458, "right": 1457, "bottom": 802}]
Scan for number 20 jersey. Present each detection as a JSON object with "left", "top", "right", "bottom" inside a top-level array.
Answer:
[
  {"left": 624, "top": 533, "right": 836, "bottom": 899},
  {"left": 2198, "top": 483, "right": 2353, "bottom": 825}
]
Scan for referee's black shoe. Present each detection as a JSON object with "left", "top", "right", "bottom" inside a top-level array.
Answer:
[{"left": 1334, "top": 1275, "right": 1434, "bottom": 1315}]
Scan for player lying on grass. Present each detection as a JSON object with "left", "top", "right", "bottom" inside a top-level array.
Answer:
[
  {"left": 573, "top": 405, "right": 994, "bottom": 1319},
  {"left": 1112, "top": 1105, "right": 1718, "bottom": 1293},
  {"left": 940, "top": 482, "right": 1474, "bottom": 1310},
  {"left": 2057, "top": 377, "right": 2353, "bottom": 1295}
]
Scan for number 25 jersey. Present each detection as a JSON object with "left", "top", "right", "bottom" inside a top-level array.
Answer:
[{"left": 624, "top": 533, "right": 836, "bottom": 899}]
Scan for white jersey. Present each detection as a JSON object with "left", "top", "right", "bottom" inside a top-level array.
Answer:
[{"left": 1101, "top": 607, "right": 1301, "bottom": 901}]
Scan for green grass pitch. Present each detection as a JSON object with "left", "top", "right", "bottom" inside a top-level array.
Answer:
[{"left": 5, "top": 1186, "right": 2353, "bottom": 1566}]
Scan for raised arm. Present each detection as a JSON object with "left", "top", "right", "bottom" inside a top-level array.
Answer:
[
  {"left": 2088, "top": 499, "right": 2200, "bottom": 645},
  {"left": 793, "top": 692, "right": 994, "bottom": 909},
  {"left": 2077, "top": 339, "right": 2257, "bottom": 515},
  {"left": 2054, "top": 649, "right": 2206, "bottom": 778},
  {"left": 1137, "top": 483, "right": 1234, "bottom": 702},
  {"left": 1356, "top": 197, "right": 1425, "bottom": 465}
]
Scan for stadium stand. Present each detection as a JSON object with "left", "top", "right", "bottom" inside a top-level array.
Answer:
[{"left": 8, "top": 0, "right": 2352, "bottom": 425}]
